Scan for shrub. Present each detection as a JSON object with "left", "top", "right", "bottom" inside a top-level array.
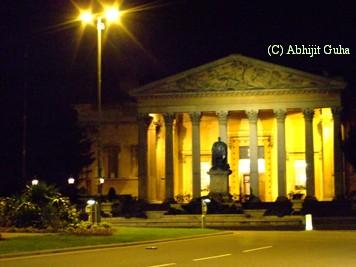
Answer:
[
  {"left": 179, "top": 197, "right": 244, "bottom": 215},
  {"left": 264, "top": 196, "right": 293, "bottom": 217},
  {"left": 111, "top": 196, "right": 147, "bottom": 218},
  {"left": 0, "top": 183, "right": 79, "bottom": 230},
  {"left": 301, "top": 196, "right": 319, "bottom": 215},
  {"left": 182, "top": 198, "right": 202, "bottom": 214},
  {"left": 65, "top": 222, "right": 113, "bottom": 236}
]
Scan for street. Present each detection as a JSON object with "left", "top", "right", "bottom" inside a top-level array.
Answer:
[{"left": 1, "top": 231, "right": 356, "bottom": 267}]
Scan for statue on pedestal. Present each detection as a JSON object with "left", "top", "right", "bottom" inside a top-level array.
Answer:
[
  {"left": 208, "top": 137, "right": 232, "bottom": 199},
  {"left": 211, "top": 137, "right": 230, "bottom": 171}
]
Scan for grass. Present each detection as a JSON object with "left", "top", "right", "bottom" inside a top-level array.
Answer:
[{"left": 0, "top": 227, "right": 219, "bottom": 255}]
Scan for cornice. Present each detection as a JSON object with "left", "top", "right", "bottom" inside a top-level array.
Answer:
[{"left": 135, "top": 87, "right": 342, "bottom": 100}]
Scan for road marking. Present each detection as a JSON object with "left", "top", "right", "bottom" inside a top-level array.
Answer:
[
  {"left": 193, "top": 253, "right": 232, "bottom": 261},
  {"left": 146, "top": 263, "right": 176, "bottom": 267},
  {"left": 242, "top": 246, "right": 273, "bottom": 253}
]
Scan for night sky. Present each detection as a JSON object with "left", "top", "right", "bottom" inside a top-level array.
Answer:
[
  {"left": 1, "top": 0, "right": 355, "bottom": 103},
  {"left": 0, "top": 1, "right": 355, "bottom": 191}
]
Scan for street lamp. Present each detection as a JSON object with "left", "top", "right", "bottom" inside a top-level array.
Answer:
[
  {"left": 78, "top": 6, "right": 121, "bottom": 196},
  {"left": 68, "top": 177, "right": 75, "bottom": 185}
]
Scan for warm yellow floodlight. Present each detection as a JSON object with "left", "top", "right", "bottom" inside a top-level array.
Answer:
[
  {"left": 79, "top": 10, "right": 93, "bottom": 23},
  {"left": 105, "top": 7, "right": 120, "bottom": 22}
]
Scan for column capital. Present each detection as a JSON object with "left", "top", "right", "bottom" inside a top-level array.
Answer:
[
  {"left": 274, "top": 109, "right": 287, "bottom": 122},
  {"left": 137, "top": 113, "right": 152, "bottom": 129},
  {"left": 216, "top": 110, "right": 228, "bottom": 123},
  {"left": 331, "top": 106, "right": 342, "bottom": 116},
  {"left": 246, "top": 110, "right": 258, "bottom": 123},
  {"left": 303, "top": 108, "right": 314, "bottom": 121},
  {"left": 189, "top": 112, "right": 201, "bottom": 125},
  {"left": 163, "top": 113, "right": 175, "bottom": 126}
]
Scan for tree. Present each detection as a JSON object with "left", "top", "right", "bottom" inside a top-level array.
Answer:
[
  {"left": 25, "top": 93, "right": 94, "bottom": 192},
  {"left": 0, "top": 88, "right": 94, "bottom": 196}
]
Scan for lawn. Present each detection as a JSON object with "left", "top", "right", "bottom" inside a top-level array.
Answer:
[{"left": 0, "top": 227, "right": 219, "bottom": 255}]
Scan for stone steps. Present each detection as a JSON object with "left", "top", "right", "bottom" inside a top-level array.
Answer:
[{"left": 103, "top": 214, "right": 305, "bottom": 230}]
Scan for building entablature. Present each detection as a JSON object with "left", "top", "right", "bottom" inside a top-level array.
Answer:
[{"left": 130, "top": 54, "right": 345, "bottom": 115}]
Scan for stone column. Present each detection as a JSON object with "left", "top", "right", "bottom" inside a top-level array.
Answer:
[
  {"left": 332, "top": 107, "right": 345, "bottom": 198},
  {"left": 147, "top": 122, "right": 158, "bottom": 201},
  {"left": 246, "top": 110, "right": 259, "bottom": 197},
  {"left": 190, "top": 112, "right": 201, "bottom": 198},
  {"left": 217, "top": 111, "right": 228, "bottom": 143},
  {"left": 137, "top": 113, "right": 152, "bottom": 200},
  {"left": 303, "top": 108, "right": 315, "bottom": 197},
  {"left": 274, "top": 109, "right": 287, "bottom": 197},
  {"left": 163, "top": 113, "right": 175, "bottom": 201}
]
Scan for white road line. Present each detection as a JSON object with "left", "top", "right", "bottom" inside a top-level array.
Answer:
[
  {"left": 146, "top": 263, "right": 176, "bottom": 267},
  {"left": 242, "top": 245, "right": 273, "bottom": 253},
  {"left": 193, "top": 253, "right": 232, "bottom": 261}
]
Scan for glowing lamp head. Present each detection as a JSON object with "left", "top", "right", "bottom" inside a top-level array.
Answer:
[
  {"left": 32, "top": 179, "right": 39, "bottom": 186},
  {"left": 68, "top": 177, "right": 75, "bottom": 184},
  {"left": 79, "top": 10, "right": 93, "bottom": 24},
  {"left": 87, "top": 199, "right": 96, "bottom": 205},
  {"left": 105, "top": 7, "right": 120, "bottom": 23}
]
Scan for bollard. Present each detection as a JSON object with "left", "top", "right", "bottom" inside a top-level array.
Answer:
[
  {"left": 305, "top": 213, "right": 313, "bottom": 231},
  {"left": 86, "top": 199, "right": 101, "bottom": 224},
  {"left": 201, "top": 199, "right": 210, "bottom": 228}
]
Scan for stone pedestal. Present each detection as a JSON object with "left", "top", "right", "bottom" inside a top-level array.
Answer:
[{"left": 208, "top": 168, "right": 232, "bottom": 195}]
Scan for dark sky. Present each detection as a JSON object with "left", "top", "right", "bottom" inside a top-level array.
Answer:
[
  {"left": 1, "top": 0, "right": 355, "bottom": 105},
  {"left": 0, "top": 0, "right": 355, "bottom": 192}
]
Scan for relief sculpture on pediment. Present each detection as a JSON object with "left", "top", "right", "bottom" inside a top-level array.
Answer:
[
  {"left": 172, "top": 59, "right": 327, "bottom": 92},
  {"left": 134, "top": 55, "right": 343, "bottom": 96}
]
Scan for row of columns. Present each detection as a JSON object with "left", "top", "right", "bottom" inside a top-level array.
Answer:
[{"left": 137, "top": 107, "right": 344, "bottom": 201}]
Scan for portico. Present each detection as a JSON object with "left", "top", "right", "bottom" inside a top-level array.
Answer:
[{"left": 131, "top": 55, "right": 346, "bottom": 202}]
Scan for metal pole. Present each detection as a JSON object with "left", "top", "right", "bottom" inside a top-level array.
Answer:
[
  {"left": 22, "top": 49, "right": 28, "bottom": 183},
  {"left": 97, "top": 17, "right": 103, "bottom": 196}
]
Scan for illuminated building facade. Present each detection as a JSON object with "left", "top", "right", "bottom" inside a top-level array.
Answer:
[{"left": 77, "top": 55, "right": 347, "bottom": 202}]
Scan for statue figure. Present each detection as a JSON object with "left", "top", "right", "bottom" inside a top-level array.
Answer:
[{"left": 211, "top": 137, "right": 229, "bottom": 170}]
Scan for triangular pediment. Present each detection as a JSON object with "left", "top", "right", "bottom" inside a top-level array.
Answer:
[{"left": 130, "top": 54, "right": 345, "bottom": 97}]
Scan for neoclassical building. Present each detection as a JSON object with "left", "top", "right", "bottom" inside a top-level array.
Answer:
[{"left": 77, "top": 54, "right": 347, "bottom": 202}]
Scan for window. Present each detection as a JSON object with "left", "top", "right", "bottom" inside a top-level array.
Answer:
[
  {"left": 130, "top": 145, "right": 138, "bottom": 177},
  {"left": 238, "top": 146, "right": 265, "bottom": 173},
  {"left": 294, "top": 160, "right": 307, "bottom": 187},
  {"left": 105, "top": 146, "right": 120, "bottom": 178}
]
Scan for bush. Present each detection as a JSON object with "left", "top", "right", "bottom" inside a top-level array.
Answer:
[
  {"left": 0, "top": 183, "right": 79, "bottom": 230},
  {"left": 264, "top": 196, "right": 293, "bottom": 217},
  {"left": 111, "top": 196, "right": 147, "bottom": 218},
  {"left": 180, "top": 197, "right": 244, "bottom": 215},
  {"left": 301, "top": 196, "right": 319, "bottom": 215},
  {"left": 65, "top": 222, "right": 113, "bottom": 236}
]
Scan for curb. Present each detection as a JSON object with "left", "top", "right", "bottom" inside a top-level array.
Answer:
[{"left": 0, "top": 231, "right": 233, "bottom": 259}]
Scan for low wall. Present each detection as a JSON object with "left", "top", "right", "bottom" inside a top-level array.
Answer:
[{"left": 103, "top": 214, "right": 305, "bottom": 230}]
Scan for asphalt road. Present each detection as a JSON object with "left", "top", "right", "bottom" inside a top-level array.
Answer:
[{"left": 1, "top": 231, "right": 356, "bottom": 267}]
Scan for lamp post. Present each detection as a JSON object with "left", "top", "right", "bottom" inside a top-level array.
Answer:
[
  {"left": 201, "top": 198, "right": 211, "bottom": 228},
  {"left": 31, "top": 178, "right": 39, "bottom": 186},
  {"left": 67, "top": 176, "right": 76, "bottom": 203},
  {"left": 79, "top": 6, "right": 121, "bottom": 197}
]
